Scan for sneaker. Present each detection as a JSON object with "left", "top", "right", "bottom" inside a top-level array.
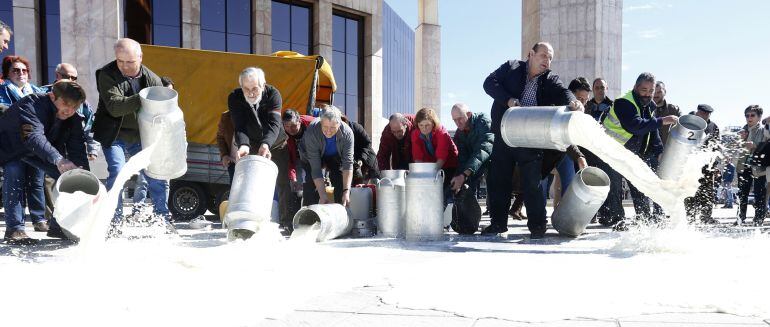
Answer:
[
  {"left": 33, "top": 221, "right": 49, "bottom": 232},
  {"left": 3, "top": 230, "right": 39, "bottom": 245},
  {"left": 481, "top": 224, "right": 508, "bottom": 235}
]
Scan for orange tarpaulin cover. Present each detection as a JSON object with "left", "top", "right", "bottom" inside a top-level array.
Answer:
[{"left": 141, "top": 45, "right": 336, "bottom": 145}]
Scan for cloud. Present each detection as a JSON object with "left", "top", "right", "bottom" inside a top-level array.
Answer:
[
  {"left": 623, "top": 2, "right": 674, "bottom": 12},
  {"left": 638, "top": 29, "right": 663, "bottom": 39}
]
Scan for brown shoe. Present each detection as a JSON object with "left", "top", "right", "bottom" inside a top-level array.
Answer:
[
  {"left": 3, "top": 230, "right": 39, "bottom": 245},
  {"left": 33, "top": 221, "right": 50, "bottom": 232}
]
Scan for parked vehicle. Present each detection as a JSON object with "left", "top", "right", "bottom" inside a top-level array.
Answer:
[{"left": 141, "top": 45, "right": 336, "bottom": 219}]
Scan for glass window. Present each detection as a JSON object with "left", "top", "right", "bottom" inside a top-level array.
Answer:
[
  {"left": 41, "top": 0, "right": 61, "bottom": 84},
  {"left": 124, "top": 0, "right": 152, "bottom": 44},
  {"left": 201, "top": 0, "right": 251, "bottom": 53},
  {"left": 331, "top": 13, "right": 362, "bottom": 123},
  {"left": 152, "top": 0, "right": 181, "bottom": 47},
  {"left": 271, "top": 0, "right": 311, "bottom": 54}
]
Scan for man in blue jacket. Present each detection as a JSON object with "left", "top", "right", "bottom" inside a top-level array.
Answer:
[
  {"left": 482, "top": 42, "right": 585, "bottom": 238},
  {"left": 602, "top": 72, "right": 678, "bottom": 225},
  {"left": 0, "top": 80, "right": 88, "bottom": 244}
]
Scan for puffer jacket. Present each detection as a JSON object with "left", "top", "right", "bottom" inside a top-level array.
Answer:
[{"left": 453, "top": 112, "right": 493, "bottom": 177}]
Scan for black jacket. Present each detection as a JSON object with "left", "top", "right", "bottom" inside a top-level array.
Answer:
[
  {"left": 346, "top": 120, "right": 379, "bottom": 177},
  {"left": 229, "top": 85, "right": 286, "bottom": 151},
  {"left": 92, "top": 61, "right": 163, "bottom": 145},
  {"left": 0, "top": 93, "right": 89, "bottom": 169},
  {"left": 483, "top": 60, "right": 576, "bottom": 134},
  {"left": 614, "top": 91, "right": 663, "bottom": 156}
]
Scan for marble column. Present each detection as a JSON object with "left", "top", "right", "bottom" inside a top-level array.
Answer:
[
  {"left": 252, "top": 0, "right": 271, "bottom": 54},
  {"left": 182, "top": 0, "right": 201, "bottom": 49},
  {"left": 12, "top": 0, "right": 42, "bottom": 84},
  {"left": 414, "top": 0, "right": 440, "bottom": 115},
  {"left": 313, "top": 0, "right": 332, "bottom": 60},
  {"left": 59, "top": 0, "right": 121, "bottom": 107},
  {"left": 521, "top": 0, "right": 623, "bottom": 99}
]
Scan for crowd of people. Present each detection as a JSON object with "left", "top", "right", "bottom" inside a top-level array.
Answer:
[{"left": 0, "top": 24, "right": 762, "bottom": 245}]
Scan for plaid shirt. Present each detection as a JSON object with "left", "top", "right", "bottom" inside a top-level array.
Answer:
[{"left": 521, "top": 72, "right": 542, "bottom": 106}]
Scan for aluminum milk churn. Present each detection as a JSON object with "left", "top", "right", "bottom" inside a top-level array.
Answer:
[
  {"left": 138, "top": 86, "right": 188, "bottom": 179},
  {"left": 405, "top": 163, "right": 444, "bottom": 241},
  {"left": 657, "top": 114, "right": 707, "bottom": 181}
]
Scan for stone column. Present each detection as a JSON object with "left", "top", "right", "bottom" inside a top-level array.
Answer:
[
  {"left": 414, "top": 0, "right": 440, "bottom": 115},
  {"left": 59, "top": 0, "right": 121, "bottom": 107},
  {"left": 313, "top": 0, "right": 332, "bottom": 60},
  {"left": 12, "top": 0, "right": 42, "bottom": 84},
  {"left": 363, "top": 1, "right": 383, "bottom": 146},
  {"left": 521, "top": 0, "right": 623, "bottom": 99},
  {"left": 252, "top": 0, "right": 271, "bottom": 54},
  {"left": 182, "top": 0, "right": 201, "bottom": 49}
]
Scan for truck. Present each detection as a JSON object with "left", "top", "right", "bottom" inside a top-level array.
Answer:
[{"left": 141, "top": 45, "right": 336, "bottom": 219}]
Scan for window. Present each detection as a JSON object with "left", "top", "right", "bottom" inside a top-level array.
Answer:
[
  {"left": 331, "top": 13, "right": 362, "bottom": 123},
  {"left": 41, "top": 0, "right": 60, "bottom": 84},
  {"left": 123, "top": 0, "right": 181, "bottom": 47},
  {"left": 271, "top": 0, "right": 311, "bottom": 55},
  {"left": 0, "top": 0, "right": 13, "bottom": 55},
  {"left": 201, "top": 0, "right": 252, "bottom": 53}
]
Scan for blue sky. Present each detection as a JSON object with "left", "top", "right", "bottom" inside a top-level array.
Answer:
[{"left": 385, "top": 0, "right": 770, "bottom": 129}]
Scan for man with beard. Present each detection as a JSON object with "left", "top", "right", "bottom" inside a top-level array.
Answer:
[{"left": 602, "top": 72, "right": 679, "bottom": 225}]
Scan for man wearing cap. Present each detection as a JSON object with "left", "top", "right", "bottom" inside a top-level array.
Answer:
[{"left": 684, "top": 104, "right": 719, "bottom": 224}]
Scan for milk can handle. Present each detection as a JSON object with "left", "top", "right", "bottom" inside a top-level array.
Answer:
[
  {"left": 435, "top": 170, "right": 444, "bottom": 182},
  {"left": 151, "top": 115, "right": 167, "bottom": 129}
]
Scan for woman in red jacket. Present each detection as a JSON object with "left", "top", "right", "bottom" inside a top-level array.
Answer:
[{"left": 411, "top": 107, "right": 459, "bottom": 192}]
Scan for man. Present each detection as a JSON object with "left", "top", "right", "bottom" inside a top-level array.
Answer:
[
  {"left": 0, "top": 19, "right": 11, "bottom": 54},
  {"left": 341, "top": 115, "right": 379, "bottom": 183},
  {"left": 585, "top": 78, "right": 613, "bottom": 123},
  {"left": 299, "top": 106, "right": 354, "bottom": 206},
  {"left": 653, "top": 81, "right": 681, "bottom": 145},
  {"left": 482, "top": 42, "right": 585, "bottom": 238},
  {"left": 721, "top": 162, "right": 735, "bottom": 209},
  {"left": 216, "top": 110, "right": 237, "bottom": 182},
  {"left": 602, "top": 72, "right": 678, "bottom": 225},
  {"left": 0, "top": 81, "right": 88, "bottom": 244},
  {"left": 377, "top": 113, "right": 416, "bottom": 171},
  {"left": 228, "top": 67, "right": 290, "bottom": 224},
  {"left": 736, "top": 105, "right": 766, "bottom": 226},
  {"left": 281, "top": 109, "right": 315, "bottom": 230},
  {"left": 449, "top": 103, "right": 493, "bottom": 195},
  {"left": 92, "top": 38, "right": 170, "bottom": 227},
  {"left": 684, "top": 104, "right": 719, "bottom": 224},
  {"left": 42, "top": 63, "right": 101, "bottom": 220}
]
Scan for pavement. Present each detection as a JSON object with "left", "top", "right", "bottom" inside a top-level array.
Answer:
[{"left": 2, "top": 201, "right": 769, "bottom": 326}]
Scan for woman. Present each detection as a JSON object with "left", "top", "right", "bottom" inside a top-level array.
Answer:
[
  {"left": 411, "top": 107, "right": 459, "bottom": 194},
  {"left": 0, "top": 55, "right": 48, "bottom": 234}
]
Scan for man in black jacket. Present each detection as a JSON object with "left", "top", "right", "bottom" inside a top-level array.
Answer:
[
  {"left": 0, "top": 81, "right": 88, "bottom": 244},
  {"left": 92, "top": 38, "right": 169, "bottom": 225},
  {"left": 341, "top": 115, "right": 378, "bottom": 183},
  {"left": 228, "top": 67, "right": 289, "bottom": 222},
  {"left": 685, "top": 104, "right": 720, "bottom": 224},
  {"left": 482, "top": 42, "right": 584, "bottom": 238}
]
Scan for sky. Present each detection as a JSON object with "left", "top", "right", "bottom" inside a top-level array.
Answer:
[{"left": 384, "top": 0, "right": 770, "bottom": 129}]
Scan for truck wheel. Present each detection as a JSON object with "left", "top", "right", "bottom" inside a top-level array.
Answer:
[
  {"left": 208, "top": 190, "right": 230, "bottom": 220},
  {"left": 170, "top": 181, "right": 208, "bottom": 220}
]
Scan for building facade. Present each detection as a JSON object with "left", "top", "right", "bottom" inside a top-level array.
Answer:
[{"left": 1, "top": 0, "right": 431, "bottom": 146}]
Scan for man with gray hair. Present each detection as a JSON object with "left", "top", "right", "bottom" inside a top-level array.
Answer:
[
  {"left": 449, "top": 103, "right": 493, "bottom": 194},
  {"left": 601, "top": 72, "right": 679, "bottom": 226},
  {"left": 377, "top": 113, "right": 416, "bottom": 170},
  {"left": 0, "top": 20, "right": 11, "bottom": 54},
  {"left": 92, "top": 38, "right": 170, "bottom": 233},
  {"left": 299, "top": 106, "right": 354, "bottom": 206},
  {"left": 228, "top": 66, "right": 290, "bottom": 222}
]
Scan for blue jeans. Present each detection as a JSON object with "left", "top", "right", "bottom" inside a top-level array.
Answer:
[
  {"left": 723, "top": 181, "right": 734, "bottom": 207},
  {"left": 2, "top": 159, "right": 47, "bottom": 232},
  {"left": 556, "top": 155, "right": 576, "bottom": 196},
  {"left": 103, "top": 140, "right": 170, "bottom": 220}
]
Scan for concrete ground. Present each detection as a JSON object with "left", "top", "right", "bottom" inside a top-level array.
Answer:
[{"left": 1, "top": 201, "right": 769, "bottom": 326}]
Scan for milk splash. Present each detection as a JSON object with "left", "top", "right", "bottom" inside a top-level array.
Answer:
[{"left": 568, "top": 114, "right": 716, "bottom": 228}]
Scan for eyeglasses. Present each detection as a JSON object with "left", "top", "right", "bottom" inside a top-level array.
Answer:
[
  {"left": 746, "top": 114, "right": 757, "bottom": 118},
  {"left": 60, "top": 74, "right": 78, "bottom": 81},
  {"left": 11, "top": 67, "right": 28, "bottom": 75}
]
